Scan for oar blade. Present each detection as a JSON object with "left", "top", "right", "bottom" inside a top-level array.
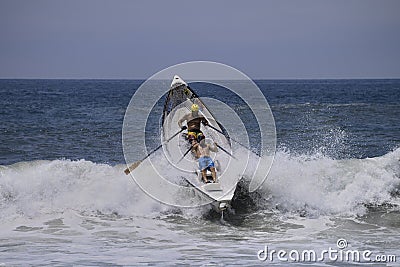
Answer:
[{"left": 124, "top": 160, "right": 142, "bottom": 175}]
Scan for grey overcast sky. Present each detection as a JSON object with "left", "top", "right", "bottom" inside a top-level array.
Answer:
[{"left": 0, "top": 0, "right": 399, "bottom": 79}]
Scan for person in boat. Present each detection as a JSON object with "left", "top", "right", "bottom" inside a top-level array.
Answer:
[
  {"left": 178, "top": 103, "right": 209, "bottom": 143},
  {"left": 191, "top": 139, "right": 218, "bottom": 183}
]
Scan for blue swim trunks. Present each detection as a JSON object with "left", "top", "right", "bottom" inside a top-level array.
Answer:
[{"left": 198, "top": 156, "right": 214, "bottom": 171}]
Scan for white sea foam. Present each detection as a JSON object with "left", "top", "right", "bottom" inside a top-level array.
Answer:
[
  {"left": 0, "top": 148, "right": 399, "bottom": 222},
  {"left": 0, "top": 159, "right": 166, "bottom": 222},
  {"left": 261, "top": 147, "right": 400, "bottom": 216}
]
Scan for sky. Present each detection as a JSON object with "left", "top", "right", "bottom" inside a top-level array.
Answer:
[{"left": 0, "top": 0, "right": 399, "bottom": 79}]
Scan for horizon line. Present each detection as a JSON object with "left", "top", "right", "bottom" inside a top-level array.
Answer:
[{"left": 1, "top": 76, "right": 400, "bottom": 80}]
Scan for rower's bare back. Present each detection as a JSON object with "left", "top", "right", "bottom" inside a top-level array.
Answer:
[
  {"left": 197, "top": 145, "right": 212, "bottom": 157},
  {"left": 192, "top": 143, "right": 218, "bottom": 158},
  {"left": 182, "top": 113, "right": 205, "bottom": 131},
  {"left": 187, "top": 117, "right": 204, "bottom": 131}
]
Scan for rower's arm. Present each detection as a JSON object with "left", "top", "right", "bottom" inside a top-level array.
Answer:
[
  {"left": 191, "top": 143, "right": 198, "bottom": 151},
  {"left": 191, "top": 144, "right": 199, "bottom": 158},
  {"left": 201, "top": 116, "right": 209, "bottom": 126},
  {"left": 209, "top": 143, "right": 218, "bottom": 152},
  {"left": 178, "top": 114, "right": 188, "bottom": 128}
]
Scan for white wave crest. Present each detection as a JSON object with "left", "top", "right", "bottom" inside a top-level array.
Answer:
[
  {"left": 261, "top": 147, "right": 400, "bottom": 216},
  {"left": 1, "top": 148, "right": 399, "bottom": 221},
  {"left": 0, "top": 159, "right": 165, "bottom": 221}
]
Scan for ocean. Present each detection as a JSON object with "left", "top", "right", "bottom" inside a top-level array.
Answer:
[{"left": 0, "top": 79, "right": 399, "bottom": 266}]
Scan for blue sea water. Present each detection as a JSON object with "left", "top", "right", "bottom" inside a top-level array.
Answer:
[
  {"left": 0, "top": 79, "right": 399, "bottom": 266},
  {"left": 1, "top": 79, "right": 399, "bottom": 165}
]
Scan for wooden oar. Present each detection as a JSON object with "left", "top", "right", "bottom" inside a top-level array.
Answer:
[
  {"left": 177, "top": 145, "right": 194, "bottom": 164},
  {"left": 205, "top": 124, "right": 255, "bottom": 155},
  {"left": 215, "top": 143, "right": 236, "bottom": 159},
  {"left": 177, "top": 142, "right": 235, "bottom": 166},
  {"left": 124, "top": 128, "right": 185, "bottom": 175},
  {"left": 184, "top": 89, "right": 258, "bottom": 157}
]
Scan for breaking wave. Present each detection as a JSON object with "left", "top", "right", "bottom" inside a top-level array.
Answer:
[
  {"left": 1, "top": 148, "right": 399, "bottom": 221},
  {"left": 260, "top": 147, "right": 400, "bottom": 217}
]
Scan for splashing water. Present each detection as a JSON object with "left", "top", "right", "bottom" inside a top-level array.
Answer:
[{"left": 1, "top": 147, "right": 399, "bottom": 222}]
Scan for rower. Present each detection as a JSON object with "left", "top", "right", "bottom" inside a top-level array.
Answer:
[
  {"left": 191, "top": 139, "right": 218, "bottom": 183},
  {"left": 178, "top": 103, "right": 209, "bottom": 143}
]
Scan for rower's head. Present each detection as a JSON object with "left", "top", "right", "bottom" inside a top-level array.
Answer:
[
  {"left": 191, "top": 104, "right": 199, "bottom": 113},
  {"left": 191, "top": 139, "right": 198, "bottom": 146},
  {"left": 197, "top": 134, "right": 205, "bottom": 143},
  {"left": 199, "top": 138, "right": 206, "bottom": 147}
]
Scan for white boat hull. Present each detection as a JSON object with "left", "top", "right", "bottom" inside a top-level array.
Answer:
[{"left": 162, "top": 75, "right": 240, "bottom": 212}]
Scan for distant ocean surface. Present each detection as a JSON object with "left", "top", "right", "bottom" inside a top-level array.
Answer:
[{"left": 0, "top": 79, "right": 399, "bottom": 266}]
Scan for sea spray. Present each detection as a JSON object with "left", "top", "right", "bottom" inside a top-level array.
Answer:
[
  {"left": 262, "top": 148, "right": 400, "bottom": 217},
  {"left": 2, "top": 148, "right": 399, "bottom": 222},
  {"left": 0, "top": 159, "right": 168, "bottom": 221}
]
